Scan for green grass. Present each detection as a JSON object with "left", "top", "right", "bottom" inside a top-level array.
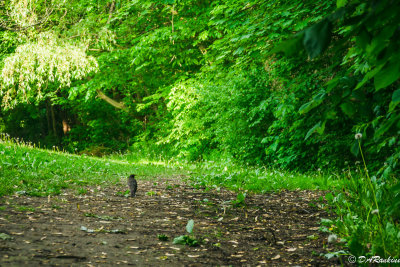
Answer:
[
  {"left": 187, "top": 163, "right": 341, "bottom": 193},
  {"left": 0, "top": 140, "right": 188, "bottom": 197},
  {"left": 15, "top": 205, "right": 36, "bottom": 212},
  {"left": 0, "top": 138, "right": 341, "bottom": 197},
  {"left": 110, "top": 150, "right": 343, "bottom": 193}
]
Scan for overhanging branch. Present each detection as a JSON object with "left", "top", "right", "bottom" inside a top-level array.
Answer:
[{"left": 96, "top": 89, "right": 127, "bottom": 111}]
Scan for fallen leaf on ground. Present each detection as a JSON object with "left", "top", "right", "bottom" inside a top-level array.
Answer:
[{"left": 272, "top": 254, "right": 281, "bottom": 260}]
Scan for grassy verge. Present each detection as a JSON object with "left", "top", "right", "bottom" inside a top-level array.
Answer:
[
  {"left": 0, "top": 140, "right": 187, "bottom": 197},
  {"left": 109, "top": 151, "right": 342, "bottom": 193},
  {"left": 185, "top": 162, "right": 339, "bottom": 193},
  {"left": 0, "top": 137, "right": 340, "bottom": 197}
]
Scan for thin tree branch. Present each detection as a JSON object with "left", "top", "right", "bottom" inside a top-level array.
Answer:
[
  {"left": 106, "top": 1, "right": 115, "bottom": 24},
  {"left": 96, "top": 89, "right": 127, "bottom": 110}
]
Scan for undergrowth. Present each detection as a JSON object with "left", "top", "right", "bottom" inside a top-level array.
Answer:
[{"left": 320, "top": 135, "right": 400, "bottom": 263}]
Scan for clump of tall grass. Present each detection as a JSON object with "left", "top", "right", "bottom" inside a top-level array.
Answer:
[{"left": 322, "top": 133, "right": 400, "bottom": 261}]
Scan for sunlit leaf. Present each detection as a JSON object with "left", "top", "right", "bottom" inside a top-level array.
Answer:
[
  {"left": 186, "top": 219, "right": 194, "bottom": 234},
  {"left": 336, "top": 0, "right": 348, "bottom": 8}
]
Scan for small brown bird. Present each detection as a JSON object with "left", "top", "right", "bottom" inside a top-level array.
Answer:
[{"left": 127, "top": 174, "right": 137, "bottom": 197}]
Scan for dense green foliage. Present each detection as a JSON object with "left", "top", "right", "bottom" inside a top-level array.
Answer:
[
  {"left": 274, "top": 0, "right": 400, "bottom": 176},
  {"left": 270, "top": 0, "right": 400, "bottom": 259},
  {"left": 1, "top": 1, "right": 399, "bottom": 172},
  {"left": 1, "top": 0, "right": 400, "bottom": 261},
  {"left": 1, "top": 0, "right": 342, "bottom": 170}
]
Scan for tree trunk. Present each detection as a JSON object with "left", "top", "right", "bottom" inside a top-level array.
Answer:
[
  {"left": 45, "top": 100, "right": 51, "bottom": 136},
  {"left": 50, "top": 103, "right": 57, "bottom": 138}
]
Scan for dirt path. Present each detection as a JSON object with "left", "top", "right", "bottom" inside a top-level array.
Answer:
[{"left": 0, "top": 177, "right": 340, "bottom": 266}]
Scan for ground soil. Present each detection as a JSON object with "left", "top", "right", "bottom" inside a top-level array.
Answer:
[{"left": 0, "top": 177, "right": 343, "bottom": 266}]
